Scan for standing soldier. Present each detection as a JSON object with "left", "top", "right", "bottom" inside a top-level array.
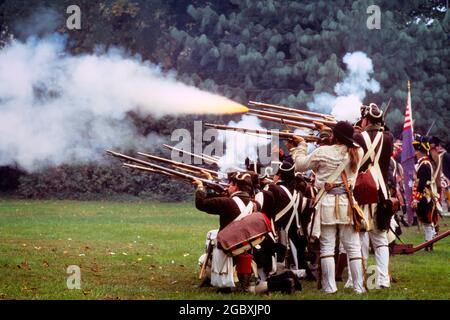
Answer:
[
  {"left": 412, "top": 138, "right": 438, "bottom": 250},
  {"left": 429, "top": 136, "right": 446, "bottom": 232},
  {"left": 290, "top": 121, "right": 366, "bottom": 294},
  {"left": 193, "top": 172, "right": 256, "bottom": 292},
  {"left": 351, "top": 103, "right": 394, "bottom": 289}
]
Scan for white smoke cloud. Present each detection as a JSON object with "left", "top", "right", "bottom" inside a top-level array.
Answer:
[
  {"left": 217, "top": 115, "right": 271, "bottom": 172},
  {"left": 308, "top": 51, "right": 380, "bottom": 123},
  {"left": 0, "top": 35, "right": 243, "bottom": 171}
]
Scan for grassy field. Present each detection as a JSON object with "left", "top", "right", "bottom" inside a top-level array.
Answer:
[{"left": 0, "top": 200, "right": 448, "bottom": 300}]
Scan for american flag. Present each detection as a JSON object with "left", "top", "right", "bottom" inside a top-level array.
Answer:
[{"left": 401, "top": 80, "right": 416, "bottom": 225}]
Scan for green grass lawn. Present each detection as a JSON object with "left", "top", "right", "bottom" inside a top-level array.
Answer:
[{"left": 0, "top": 200, "right": 448, "bottom": 300}]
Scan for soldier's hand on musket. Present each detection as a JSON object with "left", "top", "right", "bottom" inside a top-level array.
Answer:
[
  {"left": 192, "top": 179, "right": 204, "bottom": 189},
  {"left": 200, "top": 170, "right": 214, "bottom": 181},
  {"left": 313, "top": 121, "right": 324, "bottom": 131},
  {"left": 291, "top": 135, "right": 305, "bottom": 144}
]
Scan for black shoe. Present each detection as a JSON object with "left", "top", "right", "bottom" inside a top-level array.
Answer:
[{"left": 216, "top": 287, "right": 232, "bottom": 294}]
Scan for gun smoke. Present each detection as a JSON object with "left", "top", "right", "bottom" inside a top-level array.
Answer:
[
  {"left": 0, "top": 34, "right": 244, "bottom": 171},
  {"left": 308, "top": 51, "right": 380, "bottom": 122}
]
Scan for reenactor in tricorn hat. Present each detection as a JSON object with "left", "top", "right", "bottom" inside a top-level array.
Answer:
[
  {"left": 412, "top": 136, "right": 439, "bottom": 251},
  {"left": 290, "top": 121, "right": 366, "bottom": 294},
  {"left": 350, "top": 103, "right": 394, "bottom": 289},
  {"left": 193, "top": 171, "right": 256, "bottom": 292}
]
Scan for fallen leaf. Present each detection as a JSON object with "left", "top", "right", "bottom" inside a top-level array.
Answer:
[
  {"left": 43, "top": 261, "right": 49, "bottom": 267},
  {"left": 21, "top": 286, "right": 37, "bottom": 292},
  {"left": 90, "top": 264, "right": 101, "bottom": 273},
  {"left": 17, "top": 261, "right": 30, "bottom": 270}
]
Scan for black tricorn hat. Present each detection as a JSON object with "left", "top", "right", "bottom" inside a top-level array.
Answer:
[
  {"left": 413, "top": 135, "right": 431, "bottom": 153},
  {"left": 361, "top": 103, "right": 383, "bottom": 123},
  {"left": 275, "top": 160, "right": 295, "bottom": 182},
  {"left": 332, "top": 121, "right": 360, "bottom": 148}
]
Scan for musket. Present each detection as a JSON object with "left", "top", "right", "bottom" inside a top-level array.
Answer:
[
  {"left": 137, "top": 152, "right": 218, "bottom": 178},
  {"left": 163, "top": 144, "right": 219, "bottom": 165},
  {"left": 106, "top": 150, "right": 227, "bottom": 191},
  {"left": 383, "top": 98, "right": 392, "bottom": 114},
  {"left": 201, "top": 153, "right": 221, "bottom": 162},
  {"left": 248, "top": 108, "right": 337, "bottom": 128},
  {"left": 122, "top": 164, "right": 176, "bottom": 178},
  {"left": 122, "top": 163, "right": 228, "bottom": 192},
  {"left": 199, "top": 239, "right": 214, "bottom": 280},
  {"left": 248, "top": 100, "right": 335, "bottom": 120},
  {"left": 426, "top": 120, "right": 436, "bottom": 136},
  {"left": 247, "top": 112, "right": 317, "bottom": 130},
  {"left": 204, "top": 123, "right": 321, "bottom": 142}
]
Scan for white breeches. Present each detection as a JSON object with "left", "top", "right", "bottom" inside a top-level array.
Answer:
[
  {"left": 422, "top": 223, "right": 435, "bottom": 242},
  {"left": 320, "top": 224, "right": 365, "bottom": 294},
  {"left": 346, "top": 227, "right": 391, "bottom": 288}
]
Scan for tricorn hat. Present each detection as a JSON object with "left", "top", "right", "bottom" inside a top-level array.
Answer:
[
  {"left": 360, "top": 103, "right": 383, "bottom": 123},
  {"left": 413, "top": 135, "right": 430, "bottom": 153},
  {"left": 275, "top": 160, "right": 295, "bottom": 183},
  {"left": 332, "top": 121, "right": 360, "bottom": 148}
]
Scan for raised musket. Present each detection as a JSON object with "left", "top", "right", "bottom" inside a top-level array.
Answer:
[
  {"left": 163, "top": 144, "right": 219, "bottom": 165},
  {"left": 248, "top": 108, "right": 337, "bottom": 128},
  {"left": 247, "top": 112, "right": 316, "bottom": 130},
  {"left": 137, "top": 152, "right": 219, "bottom": 178},
  {"left": 122, "top": 163, "right": 227, "bottom": 192},
  {"left": 122, "top": 164, "right": 176, "bottom": 177},
  {"left": 201, "top": 153, "right": 221, "bottom": 162},
  {"left": 204, "top": 123, "right": 321, "bottom": 142},
  {"left": 106, "top": 150, "right": 228, "bottom": 191},
  {"left": 248, "top": 100, "right": 336, "bottom": 121}
]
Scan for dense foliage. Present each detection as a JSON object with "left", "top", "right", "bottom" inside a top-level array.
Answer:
[{"left": 0, "top": 0, "right": 448, "bottom": 200}]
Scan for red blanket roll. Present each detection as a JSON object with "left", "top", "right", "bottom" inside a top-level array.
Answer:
[{"left": 217, "top": 212, "right": 272, "bottom": 256}]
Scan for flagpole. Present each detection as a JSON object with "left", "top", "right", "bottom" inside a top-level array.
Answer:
[{"left": 402, "top": 80, "right": 416, "bottom": 226}]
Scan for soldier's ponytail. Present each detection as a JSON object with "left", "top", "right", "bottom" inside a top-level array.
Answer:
[{"left": 348, "top": 146, "right": 360, "bottom": 173}]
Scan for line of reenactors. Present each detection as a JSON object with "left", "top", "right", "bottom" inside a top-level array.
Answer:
[
  {"left": 193, "top": 103, "right": 448, "bottom": 294},
  {"left": 106, "top": 101, "right": 448, "bottom": 295}
]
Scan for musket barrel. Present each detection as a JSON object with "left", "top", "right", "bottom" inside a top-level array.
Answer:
[
  {"left": 204, "top": 123, "right": 320, "bottom": 142},
  {"left": 137, "top": 152, "right": 218, "bottom": 178},
  {"left": 248, "top": 108, "right": 336, "bottom": 127},
  {"left": 248, "top": 100, "right": 335, "bottom": 120},
  {"left": 248, "top": 112, "right": 316, "bottom": 130},
  {"left": 114, "top": 155, "right": 227, "bottom": 191},
  {"left": 163, "top": 144, "right": 219, "bottom": 165}
]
